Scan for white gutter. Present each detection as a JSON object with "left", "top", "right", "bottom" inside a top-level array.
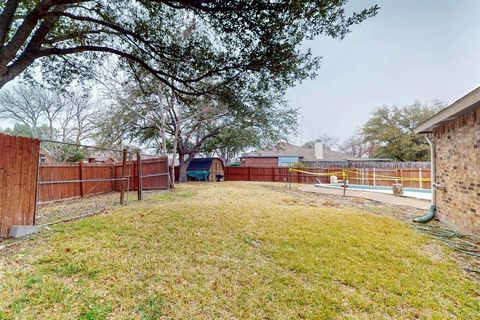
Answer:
[
  {"left": 413, "top": 135, "right": 437, "bottom": 223},
  {"left": 425, "top": 135, "right": 436, "bottom": 206}
]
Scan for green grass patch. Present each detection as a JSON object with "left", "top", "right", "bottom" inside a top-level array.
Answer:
[
  {"left": 136, "top": 296, "right": 166, "bottom": 320},
  {"left": 0, "top": 182, "right": 478, "bottom": 319},
  {"left": 146, "top": 190, "right": 196, "bottom": 202}
]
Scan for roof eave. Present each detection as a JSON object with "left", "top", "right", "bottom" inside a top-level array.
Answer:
[{"left": 414, "top": 86, "right": 480, "bottom": 134}]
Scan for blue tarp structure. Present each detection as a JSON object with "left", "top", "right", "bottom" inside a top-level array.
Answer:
[
  {"left": 187, "top": 170, "right": 209, "bottom": 181},
  {"left": 187, "top": 158, "right": 215, "bottom": 181}
]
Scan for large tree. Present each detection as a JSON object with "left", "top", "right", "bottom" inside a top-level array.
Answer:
[
  {"left": 362, "top": 102, "right": 444, "bottom": 161},
  {"left": 97, "top": 72, "right": 297, "bottom": 182},
  {"left": 0, "top": 1, "right": 378, "bottom": 91}
]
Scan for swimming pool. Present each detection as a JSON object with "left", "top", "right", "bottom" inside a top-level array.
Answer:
[{"left": 315, "top": 183, "right": 432, "bottom": 200}]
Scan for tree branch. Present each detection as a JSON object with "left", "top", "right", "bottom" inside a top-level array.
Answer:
[
  {"left": 0, "top": 0, "right": 54, "bottom": 62},
  {"left": 35, "top": 45, "right": 204, "bottom": 95},
  {"left": 0, "top": 0, "right": 19, "bottom": 47}
]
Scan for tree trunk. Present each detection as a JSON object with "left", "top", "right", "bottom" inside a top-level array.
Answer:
[
  {"left": 158, "top": 84, "right": 168, "bottom": 156},
  {"left": 178, "top": 153, "right": 193, "bottom": 183},
  {"left": 178, "top": 154, "right": 187, "bottom": 183}
]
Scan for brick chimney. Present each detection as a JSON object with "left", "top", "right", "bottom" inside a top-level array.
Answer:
[{"left": 314, "top": 140, "right": 324, "bottom": 160}]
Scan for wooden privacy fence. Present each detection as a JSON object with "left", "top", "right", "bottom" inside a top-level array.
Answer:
[
  {"left": 224, "top": 166, "right": 431, "bottom": 189},
  {"left": 38, "top": 156, "right": 169, "bottom": 203},
  {"left": 303, "top": 161, "right": 431, "bottom": 169},
  {"left": 0, "top": 134, "right": 40, "bottom": 238}
]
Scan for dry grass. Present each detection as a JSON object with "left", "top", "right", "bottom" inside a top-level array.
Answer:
[
  {"left": 0, "top": 182, "right": 479, "bottom": 319},
  {"left": 36, "top": 191, "right": 167, "bottom": 225}
]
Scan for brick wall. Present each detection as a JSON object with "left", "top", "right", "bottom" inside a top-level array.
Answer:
[
  {"left": 433, "top": 108, "right": 480, "bottom": 234},
  {"left": 240, "top": 157, "right": 278, "bottom": 167}
]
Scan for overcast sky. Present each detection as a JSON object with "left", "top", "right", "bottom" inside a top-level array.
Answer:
[{"left": 288, "top": 0, "right": 480, "bottom": 145}]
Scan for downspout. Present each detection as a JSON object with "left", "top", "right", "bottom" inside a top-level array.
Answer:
[{"left": 413, "top": 134, "right": 436, "bottom": 222}]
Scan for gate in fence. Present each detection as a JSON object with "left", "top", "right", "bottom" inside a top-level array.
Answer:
[{"left": 0, "top": 133, "right": 40, "bottom": 238}]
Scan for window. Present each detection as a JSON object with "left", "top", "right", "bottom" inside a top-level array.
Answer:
[{"left": 278, "top": 157, "right": 300, "bottom": 167}]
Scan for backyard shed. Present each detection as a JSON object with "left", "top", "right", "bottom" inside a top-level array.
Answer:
[
  {"left": 187, "top": 158, "right": 224, "bottom": 182},
  {"left": 415, "top": 86, "right": 480, "bottom": 234}
]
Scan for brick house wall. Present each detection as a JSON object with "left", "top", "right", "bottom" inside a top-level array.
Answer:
[
  {"left": 240, "top": 157, "right": 278, "bottom": 167},
  {"left": 433, "top": 108, "right": 480, "bottom": 234}
]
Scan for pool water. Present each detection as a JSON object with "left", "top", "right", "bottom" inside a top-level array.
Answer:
[{"left": 316, "top": 183, "right": 432, "bottom": 200}]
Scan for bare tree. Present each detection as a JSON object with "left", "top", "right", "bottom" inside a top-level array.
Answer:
[
  {"left": 39, "top": 89, "right": 64, "bottom": 140},
  {"left": 62, "top": 91, "right": 97, "bottom": 144},
  {"left": 0, "top": 84, "right": 97, "bottom": 142},
  {"left": 339, "top": 133, "right": 372, "bottom": 158},
  {"left": 0, "top": 84, "right": 50, "bottom": 137},
  {"left": 303, "top": 134, "right": 339, "bottom": 151}
]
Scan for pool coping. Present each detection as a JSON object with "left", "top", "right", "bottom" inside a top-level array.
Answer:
[{"left": 299, "top": 185, "right": 431, "bottom": 210}]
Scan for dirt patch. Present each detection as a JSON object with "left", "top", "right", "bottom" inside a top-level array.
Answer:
[
  {"left": 36, "top": 190, "right": 167, "bottom": 225},
  {"left": 420, "top": 243, "right": 445, "bottom": 261}
]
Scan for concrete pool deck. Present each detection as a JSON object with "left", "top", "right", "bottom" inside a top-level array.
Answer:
[{"left": 299, "top": 185, "right": 431, "bottom": 210}]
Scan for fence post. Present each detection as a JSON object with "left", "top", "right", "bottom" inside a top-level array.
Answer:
[
  {"left": 419, "top": 168, "right": 423, "bottom": 189},
  {"left": 111, "top": 163, "right": 116, "bottom": 191},
  {"left": 248, "top": 167, "right": 251, "bottom": 181},
  {"left": 272, "top": 167, "right": 275, "bottom": 182},
  {"left": 79, "top": 161, "right": 84, "bottom": 198},
  {"left": 137, "top": 152, "right": 143, "bottom": 200},
  {"left": 120, "top": 148, "right": 127, "bottom": 205},
  {"left": 373, "top": 168, "right": 376, "bottom": 186},
  {"left": 288, "top": 168, "right": 291, "bottom": 190},
  {"left": 34, "top": 142, "right": 41, "bottom": 224}
]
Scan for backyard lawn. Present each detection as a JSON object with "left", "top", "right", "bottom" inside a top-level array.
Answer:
[{"left": 0, "top": 182, "right": 478, "bottom": 319}]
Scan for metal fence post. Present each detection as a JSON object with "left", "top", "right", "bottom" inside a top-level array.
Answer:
[
  {"left": 137, "top": 151, "right": 143, "bottom": 200},
  {"left": 419, "top": 168, "right": 423, "bottom": 189},
  {"left": 120, "top": 148, "right": 127, "bottom": 205},
  {"left": 79, "top": 161, "right": 84, "bottom": 198}
]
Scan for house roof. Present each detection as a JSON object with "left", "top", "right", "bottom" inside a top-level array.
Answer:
[
  {"left": 89, "top": 151, "right": 119, "bottom": 162},
  {"left": 414, "top": 86, "right": 480, "bottom": 134},
  {"left": 241, "top": 143, "right": 349, "bottom": 161},
  {"left": 39, "top": 148, "right": 53, "bottom": 156}
]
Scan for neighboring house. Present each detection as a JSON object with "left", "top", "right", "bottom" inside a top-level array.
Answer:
[
  {"left": 415, "top": 86, "right": 480, "bottom": 234},
  {"left": 39, "top": 149, "right": 54, "bottom": 164},
  {"left": 240, "top": 141, "right": 350, "bottom": 167}
]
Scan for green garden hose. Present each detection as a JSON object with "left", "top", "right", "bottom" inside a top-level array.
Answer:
[{"left": 413, "top": 205, "right": 436, "bottom": 223}]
